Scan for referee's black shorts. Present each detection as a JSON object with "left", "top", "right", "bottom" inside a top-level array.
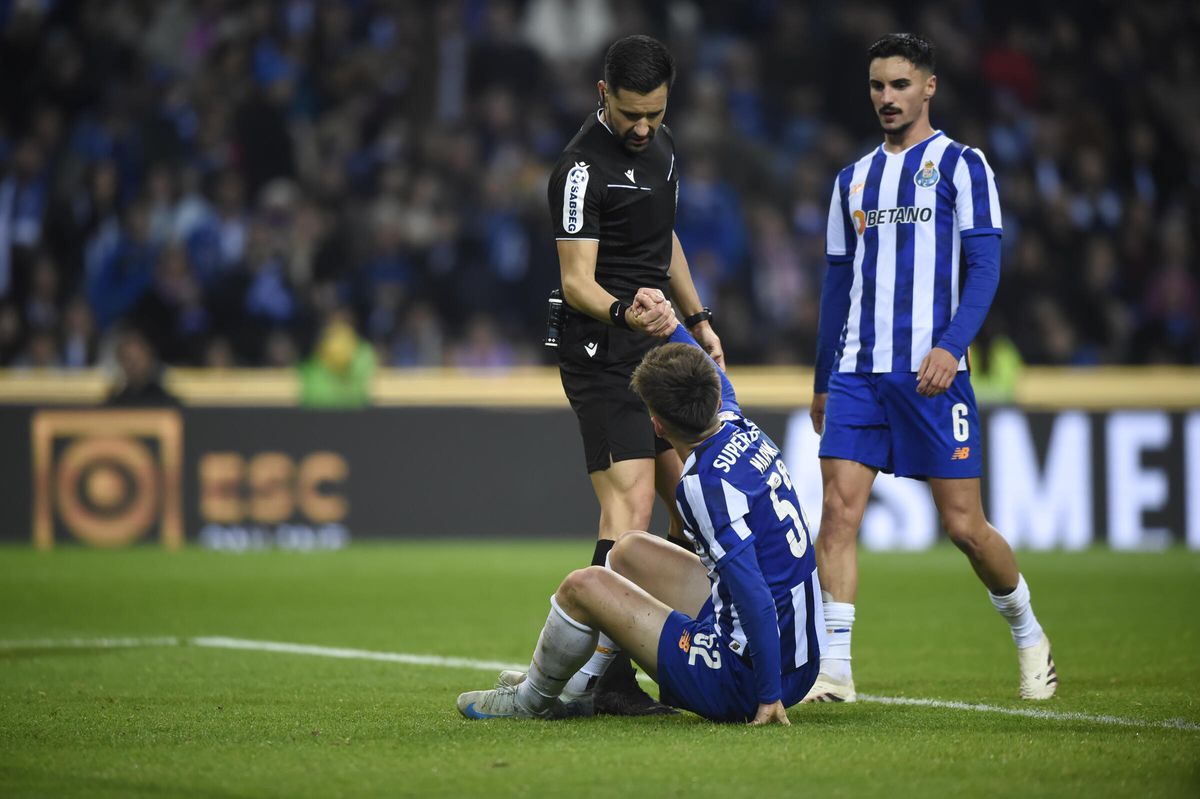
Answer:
[{"left": 558, "top": 313, "right": 672, "bottom": 474}]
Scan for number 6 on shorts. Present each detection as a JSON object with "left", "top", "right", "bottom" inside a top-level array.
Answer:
[{"left": 951, "top": 402, "right": 969, "bottom": 442}]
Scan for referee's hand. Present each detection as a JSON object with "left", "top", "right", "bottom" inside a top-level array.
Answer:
[
  {"left": 692, "top": 324, "right": 725, "bottom": 370},
  {"left": 631, "top": 288, "right": 677, "bottom": 337}
]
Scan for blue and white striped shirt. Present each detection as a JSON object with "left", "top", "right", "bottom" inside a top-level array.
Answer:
[
  {"left": 826, "top": 131, "right": 1002, "bottom": 373},
  {"left": 671, "top": 329, "right": 824, "bottom": 674}
]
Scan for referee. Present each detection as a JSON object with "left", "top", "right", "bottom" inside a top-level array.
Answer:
[{"left": 547, "top": 35, "right": 723, "bottom": 714}]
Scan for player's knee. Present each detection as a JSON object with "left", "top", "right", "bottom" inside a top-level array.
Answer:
[
  {"left": 943, "top": 512, "right": 989, "bottom": 552},
  {"left": 557, "top": 566, "right": 606, "bottom": 612},
  {"left": 609, "top": 530, "right": 653, "bottom": 576},
  {"left": 820, "top": 492, "right": 865, "bottom": 539},
  {"left": 560, "top": 565, "right": 604, "bottom": 593}
]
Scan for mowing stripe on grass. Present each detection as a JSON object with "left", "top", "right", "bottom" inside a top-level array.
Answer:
[{"left": 5, "top": 635, "right": 1199, "bottom": 733}]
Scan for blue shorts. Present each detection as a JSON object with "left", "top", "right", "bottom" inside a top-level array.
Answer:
[
  {"left": 655, "top": 598, "right": 820, "bottom": 723},
  {"left": 819, "top": 371, "right": 982, "bottom": 479}
]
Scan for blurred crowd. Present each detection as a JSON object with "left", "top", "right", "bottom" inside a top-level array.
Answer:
[{"left": 0, "top": 0, "right": 1196, "bottom": 373}]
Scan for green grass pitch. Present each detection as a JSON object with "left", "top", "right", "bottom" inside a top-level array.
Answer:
[{"left": 1, "top": 541, "right": 1198, "bottom": 798}]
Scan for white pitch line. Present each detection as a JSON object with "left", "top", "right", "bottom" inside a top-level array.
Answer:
[
  {"left": 858, "top": 694, "right": 1200, "bottom": 732},
  {"left": 0, "top": 636, "right": 183, "bottom": 650},
  {"left": 4, "top": 636, "right": 1199, "bottom": 733},
  {"left": 191, "top": 636, "right": 526, "bottom": 674}
]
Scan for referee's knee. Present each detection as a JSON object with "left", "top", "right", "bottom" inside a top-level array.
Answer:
[{"left": 599, "top": 494, "right": 653, "bottom": 532}]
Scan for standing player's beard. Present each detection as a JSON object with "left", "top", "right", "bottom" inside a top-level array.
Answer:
[
  {"left": 885, "top": 119, "right": 913, "bottom": 137},
  {"left": 880, "top": 107, "right": 913, "bottom": 139}
]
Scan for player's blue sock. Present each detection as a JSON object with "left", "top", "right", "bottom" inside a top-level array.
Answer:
[
  {"left": 988, "top": 574, "right": 1044, "bottom": 649},
  {"left": 518, "top": 595, "right": 599, "bottom": 713},
  {"left": 821, "top": 592, "right": 855, "bottom": 682}
]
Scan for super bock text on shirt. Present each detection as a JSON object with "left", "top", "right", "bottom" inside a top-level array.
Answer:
[
  {"left": 825, "top": 131, "right": 1003, "bottom": 374},
  {"left": 710, "top": 417, "right": 781, "bottom": 476}
]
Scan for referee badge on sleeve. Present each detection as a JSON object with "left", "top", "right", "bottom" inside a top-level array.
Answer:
[
  {"left": 914, "top": 159, "right": 940, "bottom": 188},
  {"left": 563, "top": 161, "right": 591, "bottom": 233}
]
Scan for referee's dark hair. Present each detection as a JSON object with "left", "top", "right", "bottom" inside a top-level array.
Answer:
[
  {"left": 868, "top": 33, "right": 936, "bottom": 73},
  {"left": 604, "top": 35, "right": 676, "bottom": 94},
  {"left": 630, "top": 343, "right": 720, "bottom": 442}
]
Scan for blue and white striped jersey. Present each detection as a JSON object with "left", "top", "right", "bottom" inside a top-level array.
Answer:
[
  {"left": 826, "top": 131, "right": 1002, "bottom": 373},
  {"left": 674, "top": 368, "right": 824, "bottom": 673}
]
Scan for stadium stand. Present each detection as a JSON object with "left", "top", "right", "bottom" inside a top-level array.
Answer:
[{"left": 0, "top": 0, "right": 1195, "bottom": 371}]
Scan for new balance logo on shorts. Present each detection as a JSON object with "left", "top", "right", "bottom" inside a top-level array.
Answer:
[{"left": 951, "top": 446, "right": 971, "bottom": 460}]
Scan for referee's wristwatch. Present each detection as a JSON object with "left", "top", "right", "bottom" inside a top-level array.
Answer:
[{"left": 684, "top": 307, "right": 713, "bottom": 328}]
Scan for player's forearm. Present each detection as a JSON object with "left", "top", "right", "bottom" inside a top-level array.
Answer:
[
  {"left": 666, "top": 232, "right": 706, "bottom": 318},
  {"left": 720, "top": 545, "right": 783, "bottom": 705},
  {"left": 814, "top": 257, "right": 854, "bottom": 392},
  {"left": 935, "top": 233, "right": 1000, "bottom": 359}
]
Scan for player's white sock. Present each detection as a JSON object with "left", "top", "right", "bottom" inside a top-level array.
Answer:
[
  {"left": 562, "top": 632, "right": 619, "bottom": 697},
  {"left": 820, "top": 592, "right": 855, "bottom": 683},
  {"left": 988, "top": 574, "right": 1044, "bottom": 649},
  {"left": 561, "top": 550, "right": 621, "bottom": 696},
  {"left": 560, "top": 552, "right": 622, "bottom": 697},
  {"left": 517, "top": 595, "right": 599, "bottom": 713}
]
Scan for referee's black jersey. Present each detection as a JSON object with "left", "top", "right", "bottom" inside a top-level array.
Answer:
[{"left": 548, "top": 110, "right": 679, "bottom": 307}]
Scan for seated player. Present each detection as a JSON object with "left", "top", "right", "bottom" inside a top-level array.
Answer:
[{"left": 456, "top": 303, "right": 824, "bottom": 724}]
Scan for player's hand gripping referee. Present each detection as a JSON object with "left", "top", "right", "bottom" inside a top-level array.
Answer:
[
  {"left": 629, "top": 287, "right": 678, "bottom": 337},
  {"left": 633, "top": 288, "right": 727, "bottom": 370}
]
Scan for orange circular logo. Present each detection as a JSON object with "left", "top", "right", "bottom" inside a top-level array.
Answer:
[
  {"left": 55, "top": 437, "right": 158, "bottom": 547},
  {"left": 853, "top": 209, "right": 866, "bottom": 235}
]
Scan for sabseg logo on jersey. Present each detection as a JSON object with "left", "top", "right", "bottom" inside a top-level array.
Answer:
[
  {"left": 852, "top": 205, "right": 933, "bottom": 235},
  {"left": 563, "top": 161, "right": 590, "bottom": 234}
]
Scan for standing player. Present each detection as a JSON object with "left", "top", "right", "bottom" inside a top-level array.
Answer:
[
  {"left": 805, "top": 33, "right": 1056, "bottom": 703},
  {"left": 547, "top": 35, "right": 723, "bottom": 713},
  {"left": 457, "top": 306, "right": 822, "bottom": 724}
]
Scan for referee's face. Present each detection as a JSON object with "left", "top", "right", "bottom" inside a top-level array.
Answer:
[
  {"left": 602, "top": 83, "right": 669, "bottom": 154},
  {"left": 868, "top": 56, "right": 935, "bottom": 137}
]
